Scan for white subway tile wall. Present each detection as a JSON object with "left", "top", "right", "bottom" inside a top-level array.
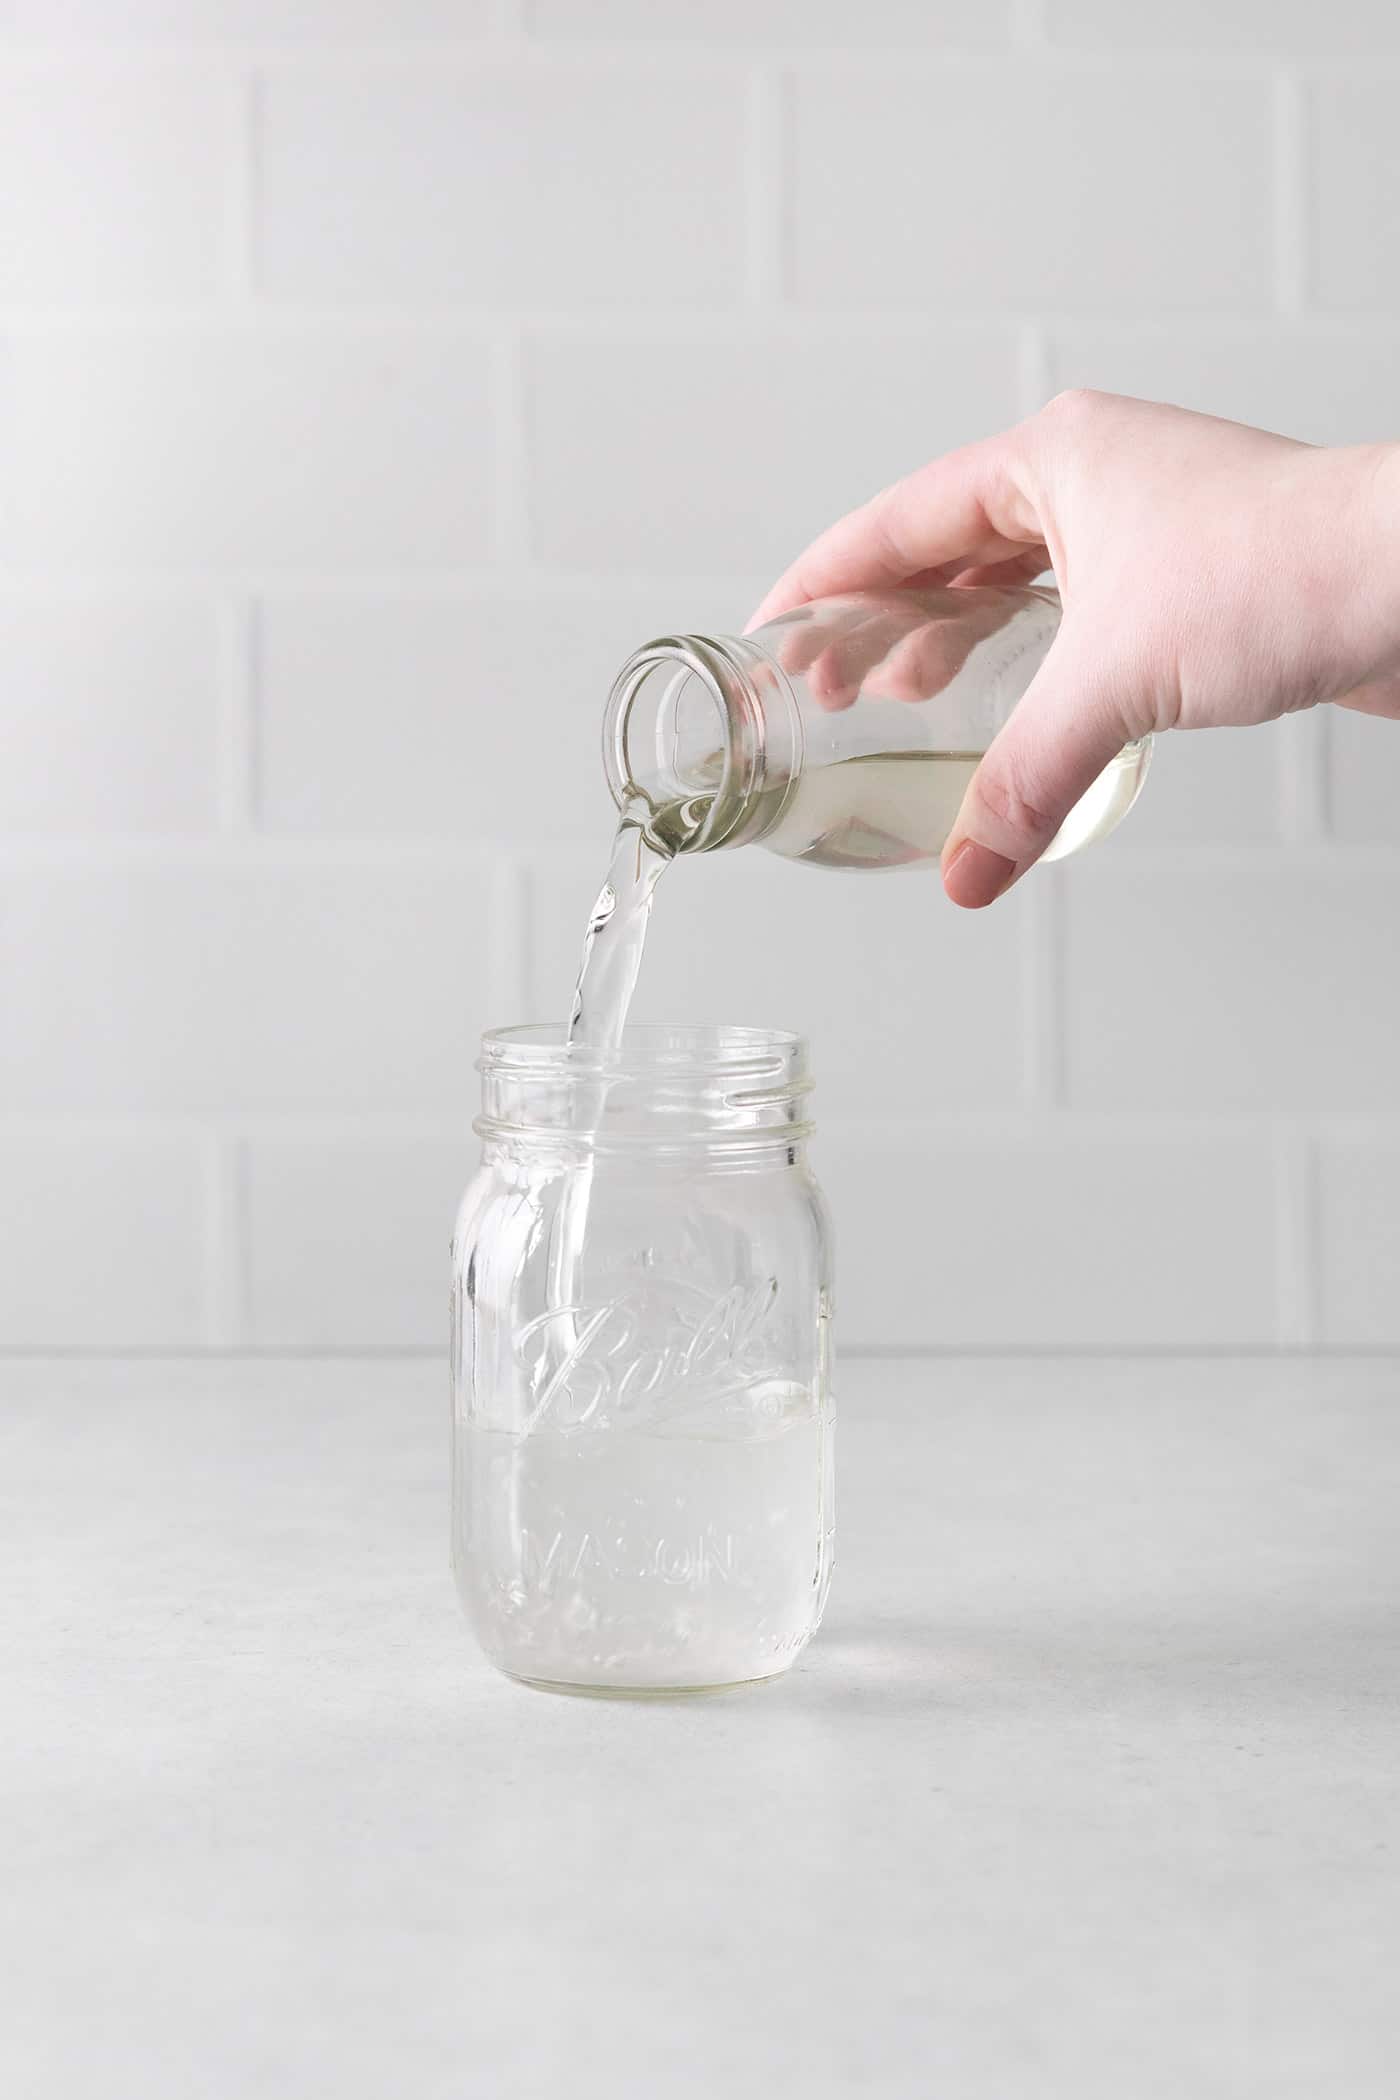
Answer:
[
  {"left": 1042, "top": 331, "right": 1400, "bottom": 448},
  {"left": 0, "top": 1132, "right": 208, "bottom": 1347},
  {"left": 790, "top": 68, "right": 1275, "bottom": 313},
  {"left": 242, "top": 1133, "right": 472, "bottom": 1347},
  {"left": 256, "top": 65, "right": 750, "bottom": 307},
  {"left": 524, "top": 332, "right": 1022, "bottom": 570},
  {"left": 524, "top": 4, "right": 1012, "bottom": 44},
  {"left": 1311, "top": 76, "right": 1400, "bottom": 313},
  {"left": 0, "top": 63, "right": 227, "bottom": 302},
  {"left": 527, "top": 849, "right": 1028, "bottom": 1123},
  {"left": 0, "top": 853, "right": 501, "bottom": 1117},
  {"left": 819, "top": 1122, "right": 1281, "bottom": 1349},
  {"left": 1, "top": 4, "right": 1398, "bottom": 1351},
  {"left": 1045, "top": 2, "right": 1400, "bottom": 54},
  {"left": 1317, "top": 1134, "right": 1400, "bottom": 1346},
  {"left": 0, "top": 331, "right": 495, "bottom": 569},
  {"left": 1061, "top": 861, "right": 1400, "bottom": 1115},
  {"left": 1328, "top": 708, "right": 1400, "bottom": 843},
  {"left": 0, "top": 3, "right": 497, "bottom": 34},
  {"left": 256, "top": 585, "right": 758, "bottom": 838},
  {"left": 0, "top": 600, "right": 221, "bottom": 831}
]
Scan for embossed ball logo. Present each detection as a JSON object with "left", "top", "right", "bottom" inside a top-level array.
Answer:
[{"left": 515, "top": 1275, "right": 781, "bottom": 1432}]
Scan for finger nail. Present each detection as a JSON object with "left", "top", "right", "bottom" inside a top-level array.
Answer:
[{"left": 943, "top": 839, "right": 1018, "bottom": 909}]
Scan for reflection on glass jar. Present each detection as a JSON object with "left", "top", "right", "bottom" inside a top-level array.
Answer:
[{"left": 451, "top": 1024, "right": 834, "bottom": 1697}]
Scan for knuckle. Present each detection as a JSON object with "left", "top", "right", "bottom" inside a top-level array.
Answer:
[
  {"left": 1040, "top": 386, "right": 1106, "bottom": 427},
  {"left": 976, "top": 754, "right": 1057, "bottom": 844}
]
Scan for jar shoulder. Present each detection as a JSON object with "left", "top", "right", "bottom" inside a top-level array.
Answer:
[{"left": 453, "top": 1151, "right": 830, "bottom": 1264}]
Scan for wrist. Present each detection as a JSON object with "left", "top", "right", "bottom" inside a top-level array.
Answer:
[{"left": 1347, "top": 441, "right": 1400, "bottom": 683}]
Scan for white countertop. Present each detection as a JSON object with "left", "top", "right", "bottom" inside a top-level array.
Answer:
[{"left": 4, "top": 1355, "right": 1399, "bottom": 2099}]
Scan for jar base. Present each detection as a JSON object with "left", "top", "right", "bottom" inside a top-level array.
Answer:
[{"left": 503, "top": 1666, "right": 793, "bottom": 1701}]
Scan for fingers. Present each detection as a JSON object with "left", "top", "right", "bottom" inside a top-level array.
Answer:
[
  {"left": 768, "top": 594, "right": 936, "bottom": 709},
  {"left": 866, "top": 586, "right": 1023, "bottom": 703},
  {"left": 800, "top": 602, "right": 934, "bottom": 710},
  {"left": 940, "top": 626, "right": 1129, "bottom": 909},
  {"left": 944, "top": 549, "right": 1052, "bottom": 591},
  {"left": 804, "top": 613, "right": 912, "bottom": 709},
  {"left": 771, "top": 581, "right": 1047, "bottom": 714},
  {"left": 794, "top": 583, "right": 1034, "bottom": 710},
  {"left": 748, "top": 429, "right": 1044, "bottom": 631},
  {"left": 865, "top": 623, "right": 965, "bottom": 703}
]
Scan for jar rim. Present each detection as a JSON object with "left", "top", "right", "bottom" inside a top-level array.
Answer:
[
  {"left": 480, "top": 1021, "right": 807, "bottom": 1080},
  {"left": 476, "top": 1023, "right": 813, "bottom": 1148}
]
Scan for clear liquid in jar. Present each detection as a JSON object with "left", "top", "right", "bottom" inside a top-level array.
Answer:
[{"left": 458, "top": 1391, "right": 832, "bottom": 1693}]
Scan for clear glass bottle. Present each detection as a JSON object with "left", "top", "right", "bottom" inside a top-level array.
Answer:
[
  {"left": 602, "top": 583, "right": 1150, "bottom": 868},
  {"left": 451, "top": 1023, "right": 834, "bottom": 1697}
]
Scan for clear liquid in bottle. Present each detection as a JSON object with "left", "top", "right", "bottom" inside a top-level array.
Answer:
[{"left": 756, "top": 743, "right": 1150, "bottom": 870}]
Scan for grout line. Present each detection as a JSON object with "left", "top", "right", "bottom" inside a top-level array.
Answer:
[
  {"left": 1273, "top": 68, "right": 1309, "bottom": 318},
  {"left": 17, "top": 304, "right": 1379, "bottom": 336},
  {"left": 744, "top": 67, "right": 789, "bottom": 308},
  {"left": 201, "top": 1132, "right": 245, "bottom": 1347},
  {"left": 0, "top": 41, "right": 1366, "bottom": 71},
  {"left": 6, "top": 837, "right": 1400, "bottom": 872},
  {"left": 1299, "top": 1128, "right": 1323, "bottom": 1347},
  {"left": 1274, "top": 1123, "right": 1319, "bottom": 1347},
  {"left": 1313, "top": 705, "right": 1334, "bottom": 837},
  {"left": 1019, "top": 874, "right": 1062, "bottom": 1109},
  {"left": 244, "top": 597, "right": 264, "bottom": 830},
  {"left": 0, "top": 569, "right": 785, "bottom": 597},
  {"left": 1017, "top": 321, "right": 1053, "bottom": 416},
  {"left": 1276, "top": 709, "right": 1328, "bottom": 842},
  {"left": 5, "top": 1343, "right": 1397, "bottom": 1364},
  {"left": 490, "top": 331, "right": 531, "bottom": 565},
  {"left": 0, "top": 837, "right": 523, "bottom": 868},
  {"left": 214, "top": 597, "right": 257, "bottom": 833},
  {"left": 226, "top": 65, "right": 258, "bottom": 308},
  {"left": 10, "top": 306, "right": 1400, "bottom": 340}
]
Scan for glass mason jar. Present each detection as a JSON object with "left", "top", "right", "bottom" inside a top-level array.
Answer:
[
  {"left": 451, "top": 1023, "right": 834, "bottom": 1697},
  {"left": 602, "top": 583, "right": 1150, "bottom": 868}
]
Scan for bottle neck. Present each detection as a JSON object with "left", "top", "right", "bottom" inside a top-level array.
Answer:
[{"left": 602, "top": 631, "right": 803, "bottom": 854}]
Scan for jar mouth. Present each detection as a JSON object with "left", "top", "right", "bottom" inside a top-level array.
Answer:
[
  {"left": 477, "top": 1024, "right": 813, "bottom": 1147},
  {"left": 481, "top": 1020, "right": 805, "bottom": 1079}
]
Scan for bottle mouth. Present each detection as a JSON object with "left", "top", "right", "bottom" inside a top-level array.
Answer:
[
  {"left": 477, "top": 1023, "right": 813, "bottom": 1147},
  {"left": 602, "top": 635, "right": 800, "bottom": 855}
]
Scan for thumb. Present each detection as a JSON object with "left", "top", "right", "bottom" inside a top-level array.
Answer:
[{"left": 941, "top": 628, "right": 1131, "bottom": 909}]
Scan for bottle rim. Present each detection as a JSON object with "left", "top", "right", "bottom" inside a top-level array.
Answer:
[{"left": 601, "top": 633, "right": 802, "bottom": 855}]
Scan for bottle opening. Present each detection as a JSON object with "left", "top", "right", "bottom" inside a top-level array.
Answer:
[
  {"left": 603, "top": 634, "right": 801, "bottom": 855},
  {"left": 603, "top": 641, "right": 740, "bottom": 853}
]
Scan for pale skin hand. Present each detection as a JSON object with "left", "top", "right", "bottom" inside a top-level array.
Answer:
[{"left": 750, "top": 391, "right": 1400, "bottom": 907}]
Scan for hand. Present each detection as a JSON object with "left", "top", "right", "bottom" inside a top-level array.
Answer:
[{"left": 750, "top": 391, "right": 1400, "bottom": 907}]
